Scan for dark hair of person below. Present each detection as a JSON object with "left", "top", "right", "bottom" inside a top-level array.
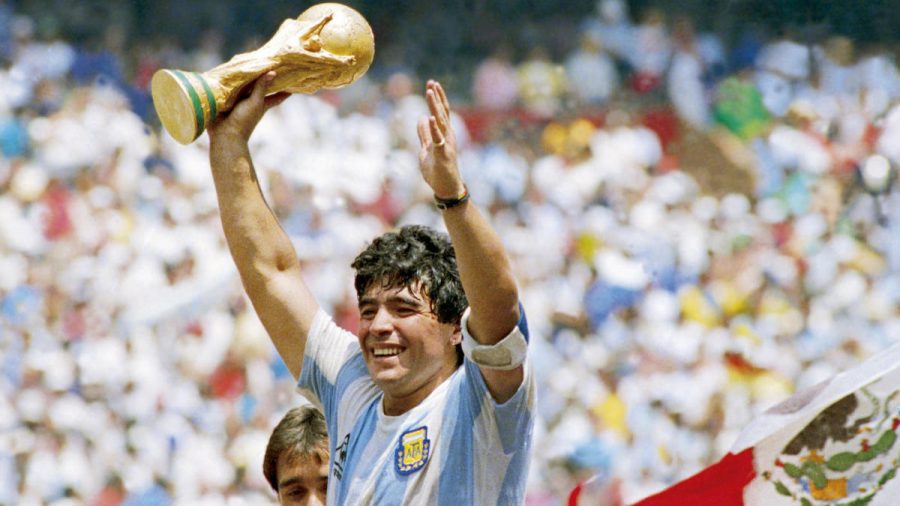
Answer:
[
  {"left": 351, "top": 225, "right": 468, "bottom": 365},
  {"left": 263, "top": 405, "right": 329, "bottom": 492}
]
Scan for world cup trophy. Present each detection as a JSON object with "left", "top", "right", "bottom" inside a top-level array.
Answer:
[{"left": 151, "top": 3, "right": 375, "bottom": 144}]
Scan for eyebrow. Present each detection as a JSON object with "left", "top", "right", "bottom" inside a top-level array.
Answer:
[
  {"left": 358, "top": 294, "right": 423, "bottom": 307},
  {"left": 278, "top": 476, "right": 304, "bottom": 489},
  {"left": 279, "top": 474, "right": 328, "bottom": 490}
]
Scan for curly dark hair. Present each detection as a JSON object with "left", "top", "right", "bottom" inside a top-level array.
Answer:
[{"left": 351, "top": 225, "right": 468, "bottom": 325}]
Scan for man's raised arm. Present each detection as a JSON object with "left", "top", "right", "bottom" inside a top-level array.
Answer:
[
  {"left": 416, "top": 80, "right": 523, "bottom": 403},
  {"left": 207, "top": 72, "right": 319, "bottom": 381}
]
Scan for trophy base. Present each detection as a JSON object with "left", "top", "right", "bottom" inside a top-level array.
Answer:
[{"left": 151, "top": 69, "right": 219, "bottom": 145}]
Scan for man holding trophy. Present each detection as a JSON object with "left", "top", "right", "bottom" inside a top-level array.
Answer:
[{"left": 154, "top": 3, "right": 535, "bottom": 504}]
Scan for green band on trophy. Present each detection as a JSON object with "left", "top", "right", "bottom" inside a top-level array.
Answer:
[
  {"left": 172, "top": 70, "right": 205, "bottom": 132},
  {"left": 194, "top": 72, "right": 218, "bottom": 122}
]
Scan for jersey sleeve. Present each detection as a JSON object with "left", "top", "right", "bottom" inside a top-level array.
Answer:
[
  {"left": 297, "top": 308, "right": 362, "bottom": 421},
  {"left": 463, "top": 306, "right": 536, "bottom": 455}
]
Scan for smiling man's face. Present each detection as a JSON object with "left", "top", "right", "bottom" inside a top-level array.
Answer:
[{"left": 357, "top": 283, "right": 461, "bottom": 414}]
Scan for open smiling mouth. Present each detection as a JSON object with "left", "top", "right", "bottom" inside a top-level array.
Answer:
[{"left": 371, "top": 347, "right": 404, "bottom": 358}]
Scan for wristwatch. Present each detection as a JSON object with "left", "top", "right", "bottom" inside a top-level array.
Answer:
[{"left": 434, "top": 185, "right": 470, "bottom": 210}]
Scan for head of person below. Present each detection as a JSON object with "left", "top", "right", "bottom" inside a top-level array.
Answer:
[
  {"left": 263, "top": 406, "right": 329, "bottom": 506},
  {"left": 207, "top": 74, "right": 534, "bottom": 504}
]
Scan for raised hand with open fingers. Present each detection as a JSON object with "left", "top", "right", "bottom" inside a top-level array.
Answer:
[{"left": 416, "top": 80, "right": 466, "bottom": 200}]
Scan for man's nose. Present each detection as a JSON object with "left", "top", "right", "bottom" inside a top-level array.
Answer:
[
  {"left": 309, "top": 492, "right": 326, "bottom": 506},
  {"left": 369, "top": 306, "right": 394, "bottom": 335}
]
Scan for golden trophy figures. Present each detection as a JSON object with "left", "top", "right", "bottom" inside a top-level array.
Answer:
[{"left": 151, "top": 3, "right": 375, "bottom": 144}]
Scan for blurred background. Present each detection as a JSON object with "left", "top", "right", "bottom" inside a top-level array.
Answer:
[{"left": 1, "top": 0, "right": 898, "bottom": 504}]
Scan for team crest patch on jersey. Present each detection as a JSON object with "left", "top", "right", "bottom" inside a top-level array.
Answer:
[{"left": 395, "top": 426, "right": 431, "bottom": 475}]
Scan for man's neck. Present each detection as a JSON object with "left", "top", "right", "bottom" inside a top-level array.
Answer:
[{"left": 381, "top": 362, "right": 459, "bottom": 416}]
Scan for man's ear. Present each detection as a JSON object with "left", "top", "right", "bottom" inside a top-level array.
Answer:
[{"left": 449, "top": 322, "right": 463, "bottom": 346}]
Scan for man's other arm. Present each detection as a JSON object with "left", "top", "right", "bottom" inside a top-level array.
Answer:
[{"left": 416, "top": 81, "right": 523, "bottom": 403}]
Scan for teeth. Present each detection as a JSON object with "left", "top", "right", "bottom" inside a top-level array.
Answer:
[{"left": 373, "top": 348, "right": 402, "bottom": 357}]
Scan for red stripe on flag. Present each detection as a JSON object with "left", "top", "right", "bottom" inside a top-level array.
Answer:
[
  {"left": 568, "top": 481, "right": 584, "bottom": 506},
  {"left": 630, "top": 448, "right": 756, "bottom": 506}
]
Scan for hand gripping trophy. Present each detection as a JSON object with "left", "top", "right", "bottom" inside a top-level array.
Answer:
[{"left": 151, "top": 3, "right": 374, "bottom": 144}]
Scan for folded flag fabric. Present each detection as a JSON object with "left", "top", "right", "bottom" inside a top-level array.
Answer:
[{"left": 628, "top": 342, "right": 900, "bottom": 506}]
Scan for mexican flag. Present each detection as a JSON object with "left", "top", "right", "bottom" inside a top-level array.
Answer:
[{"left": 571, "top": 343, "right": 900, "bottom": 506}]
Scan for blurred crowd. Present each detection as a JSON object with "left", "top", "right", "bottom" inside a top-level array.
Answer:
[{"left": 1, "top": 0, "right": 898, "bottom": 504}]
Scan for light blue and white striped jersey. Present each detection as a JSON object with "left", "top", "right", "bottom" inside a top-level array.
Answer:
[{"left": 298, "top": 307, "right": 535, "bottom": 505}]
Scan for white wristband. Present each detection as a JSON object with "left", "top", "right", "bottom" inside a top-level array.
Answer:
[{"left": 460, "top": 307, "right": 528, "bottom": 370}]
